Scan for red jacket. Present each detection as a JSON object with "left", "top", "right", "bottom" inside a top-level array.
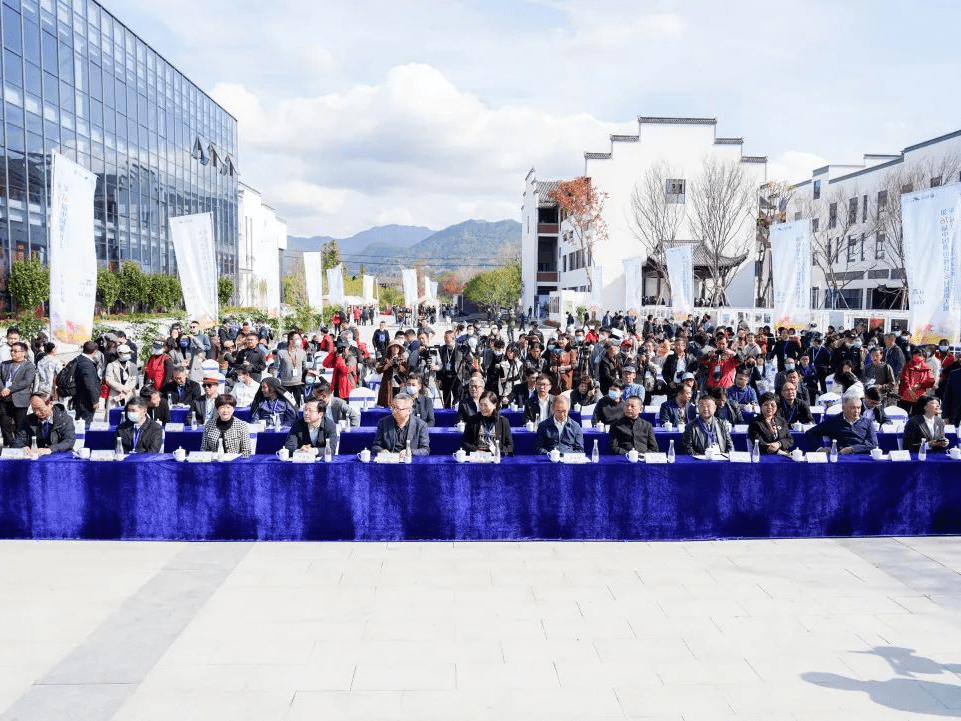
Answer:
[
  {"left": 899, "top": 358, "right": 934, "bottom": 402},
  {"left": 322, "top": 351, "right": 356, "bottom": 399}
]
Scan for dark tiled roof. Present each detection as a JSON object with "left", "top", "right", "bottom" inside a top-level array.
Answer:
[
  {"left": 584, "top": 152, "right": 612, "bottom": 160},
  {"left": 741, "top": 156, "right": 767, "bottom": 164},
  {"left": 903, "top": 127, "right": 961, "bottom": 153},
  {"left": 638, "top": 116, "right": 717, "bottom": 125},
  {"left": 610, "top": 135, "right": 639, "bottom": 142},
  {"left": 663, "top": 241, "right": 749, "bottom": 269},
  {"left": 715, "top": 137, "right": 744, "bottom": 145},
  {"left": 535, "top": 180, "right": 561, "bottom": 208}
]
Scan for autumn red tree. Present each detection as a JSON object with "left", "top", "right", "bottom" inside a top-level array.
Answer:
[
  {"left": 548, "top": 177, "right": 609, "bottom": 292},
  {"left": 439, "top": 272, "right": 465, "bottom": 299}
]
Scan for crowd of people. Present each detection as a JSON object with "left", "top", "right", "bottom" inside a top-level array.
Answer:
[{"left": 0, "top": 309, "right": 958, "bottom": 461}]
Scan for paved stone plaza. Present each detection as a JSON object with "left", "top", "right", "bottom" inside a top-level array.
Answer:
[{"left": 0, "top": 537, "right": 959, "bottom": 720}]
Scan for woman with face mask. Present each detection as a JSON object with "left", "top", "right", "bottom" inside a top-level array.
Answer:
[
  {"left": 104, "top": 344, "right": 140, "bottom": 408},
  {"left": 592, "top": 380, "right": 626, "bottom": 426}
]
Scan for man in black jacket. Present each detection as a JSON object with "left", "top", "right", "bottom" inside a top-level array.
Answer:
[
  {"left": 73, "top": 341, "right": 103, "bottom": 422},
  {"left": 284, "top": 398, "right": 337, "bottom": 455},
  {"left": 14, "top": 392, "right": 76, "bottom": 455},
  {"left": 114, "top": 397, "right": 164, "bottom": 453},
  {"left": 161, "top": 366, "right": 202, "bottom": 408},
  {"left": 608, "top": 396, "right": 658, "bottom": 455}
]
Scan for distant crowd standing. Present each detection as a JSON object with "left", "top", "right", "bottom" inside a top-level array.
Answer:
[{"left": 1, "top": 307, "right": 959, "bottom": 460}]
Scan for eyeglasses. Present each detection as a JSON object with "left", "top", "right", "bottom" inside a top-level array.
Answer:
[
  {"left": 391, "top": 405, "right": 412, "bottom": 412},
  {"left": 202, "top": 382, "right": 218, "bottom": 388}
]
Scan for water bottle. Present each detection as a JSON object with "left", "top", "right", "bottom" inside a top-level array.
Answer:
[
  {"left": 217, "top": 437, "right": 225, "bottom": 461},
  {"left": 324, "top": 439, "right": 333, "bottom": 463},
  {"left": 404, "top": 440, "right": 412, "bottom": 464},
  {"left": 272, "top": 412, "right": 279, "bottom": 430},
  {"left": 751, "top": 439, "right": 760, "bottom": 463},
  {"left": 829, "top": 439, "right": 838, "bottom": 463},
  {"left": 493, "top": 439, "right": 501, "bottom": 463},
  {"left": 591, "top": 439, "right": 600, "bottom": 464},
  {"left": 667, "top": 439, "right": 675, "bottom": 463},
  {"left": 31, "top": 436, "right": 38, "bottom": 457},
  {"left": 115, "top": 436, "right": 124, "bottom": 460},
  {"left": 919, "top": 440, "right": 928, "bottom": 461},
  {"left": 189, "top": 412, "right": 197, "bottom": 431}
]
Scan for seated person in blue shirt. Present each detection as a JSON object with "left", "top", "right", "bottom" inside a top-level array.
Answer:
[
  {"left": 461, "top": 390, "right": 513, "bottom": 455},
  {"left": 727, "top": 368, "right": 758, "bottom": 410},
  {"left": 805, "top": 395, "right": 878, "bottom": 454},
  {"left": 680, "top": 393, "right": 734, "bottom": 455},
  {"left": 405, "top": 373, "right": 435, "bottom": 427},
  {"left": 284, "top": 397, "right": 337, "bottom": 455},
  {"left": 592, "top": 380, "right": 625, "bottom": 426},
  {"left": 658, "top": 384, "right": 697, "bottom": 427},
  {"left": 456, "top": 376, "right": 486, "bottom": 423},
  {"left": 708, "top": 386, "right": 743, "bottom": 425},
  {"left": 534, "top": 394, "right": 584, "bottom": 454},
  {"left": 250, "top": 376, "right": 298, "bottom": 426},
  {"left": 113, "top": 397, "right": 164, "bottom": 453},
  {"left": 13, "top": 391, "right": 76, "bottom": 456},
  {"left": 620, "top": 366, "right": 646, "bottom": 404},
  {"left": 372, "top": 392, "right": 430, "bottom": 458}
]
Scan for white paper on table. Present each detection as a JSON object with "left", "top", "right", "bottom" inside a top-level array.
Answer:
[
  {"left": 166, "top": 423, "right": 185, "bottom": 432},
  {"left": 645, "top": 453, "right": 668, "bottom": 464},
  {"left": 90, "top": 450, "right": 116, "bottom": 461},
  {"left": 806, "top": 452, "right": 828, "bottom": 463},
  {"left": 889, "top": 450, "right": 911, "bottom": 462},
  {"left": 729, "top": 451, "right": 752, "bottom": 463},
  {"left": 375, "top": 452, "right": 402, "bottom": 464},
  {"left": 734, "top": 424, "right": 748, "bottom": 433},
  {"left": 0, "top": 448, "right": 25, "bottom": 459},
  {"left": 187, "top": 452, "right": 214, "bottom": 463}
]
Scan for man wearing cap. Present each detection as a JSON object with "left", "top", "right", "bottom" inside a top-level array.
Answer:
[
  {"left": 192, "top": 372, "right": 224, "bottom": 425},
  {"left": 619, "top": 366, "right": 645, "bottom": 403},
  {"left": 113, "top": 397, "right": 163, "bottom": 453},
  {"left": 188, "top": 320, "right": 211, "bottom": 363},
  {"left": 104, "top": 344, "right": 139, "bottom": 408}
]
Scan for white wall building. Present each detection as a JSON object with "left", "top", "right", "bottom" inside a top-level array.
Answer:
[
  {"left": 522, "top": 116, "right": 767, "bottom": 316},
  {"left": 238, "top": 182, "right": 287, "bottom": 317},
  {"left": 783, "top": 128, "right": 961, "bottom": 311}
]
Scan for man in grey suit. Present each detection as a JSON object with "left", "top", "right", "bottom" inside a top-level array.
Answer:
[
  {"left": 372, "top": 392, "right": 431, "bottom": 459},
  {"left": 0, "top": 341, "right": 37, "bottom": 445}
]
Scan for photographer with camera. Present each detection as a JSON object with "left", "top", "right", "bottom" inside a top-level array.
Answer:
[
  {"left": 375, "top": 341, "right": 410, "bottom": 408},
  {"left": 322, "top": 338, "right": 359, "bottom": 400},
  {"left": 410, "top": 336, "right": 440, "bottom": 402},
  {"left": 437, "top": 330, "right": 460, "bottom": 409}
]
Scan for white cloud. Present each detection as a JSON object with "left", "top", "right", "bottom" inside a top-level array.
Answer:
[{"left": 768, "top": 151, "right": 830, "bottom": 185}]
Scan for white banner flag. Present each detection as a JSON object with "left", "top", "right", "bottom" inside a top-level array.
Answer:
[
  {"left": 770, "top": 220, "right": 812, "bottom": 330},
  {"left": 326, "top": 264, "right": 344, "bottom": 306},
  {"left": 622, "top": 256, "right": 644, "bottom": 311},
  {"left": 665, "top": 245, "right": 693, "bottom": 322},
  {"left": 402, "top": 268, "right": 418, "bottom": 307},
  {"left": 169, "top": 213, "right": 218, "bottom": 328},
  {"left": 303, "top": 252, "right": 323, "bottom": 312},
  {"left": 362, "top": 274, "right": 375, "bottom": 303},
  {"left": 428, "top": 279, "right": 438, "bottom": 303},
  {"left": 902, "top": 183, "right": 961, "bottom": 345},
  {"left": 590, "top": 266, "right": 603, "bottom": 308},
  {"left": 49, "top": 152, "right": 97, "bottom": 346}
]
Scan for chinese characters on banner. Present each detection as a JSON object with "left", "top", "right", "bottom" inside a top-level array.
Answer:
[
  {"left": 665, "top": 245, "right": 693, "bottom": 322},
  {"left": 770, "top": 220, "right": 812, "bottom": 329}
]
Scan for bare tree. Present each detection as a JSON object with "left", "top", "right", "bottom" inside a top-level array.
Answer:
[
  {"left": 689, "top": 158, "right": 756, "bottom": 305},
  {"left": 628, "top": 162, "right": 686, "bottom": 301},
  {"left": 754, "top": 181, "right": 794, "bottom": 307},
  {"left": 796, "top": 182, "right": 879, "bottom": 309},
  {"left": 871, "top": 154, "right": 961, "bottom": 309}
]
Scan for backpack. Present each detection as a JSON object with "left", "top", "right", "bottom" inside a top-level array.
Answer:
[{"left": 55, "top": 355, "right": 81, "bottom": 401}]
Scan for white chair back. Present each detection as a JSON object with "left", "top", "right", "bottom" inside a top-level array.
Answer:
[
  {"left": 885, "top": 406, "right": 908, "bottom": 421},
  {"left": 825, "top": 404, "right": 843, "bottom": 416},
  {"left": 348, "top": 387, "right": 377, "bottom": 409},
  {"left": 817, "top": 392, "right": 842, "bottom": 408}
]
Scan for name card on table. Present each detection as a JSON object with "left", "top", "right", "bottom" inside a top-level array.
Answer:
[
  {"left": 374, "top": 452, "right": 401, "bottom": 464},
  {"left": 889, "top": 450, "right": 912, "bottom": 462},
  {"left": 89, "top": 421, "right": 110, "bottom": 431},
  {"left": 468, "top": 452, "right": 494, "bottom": 463},
  {"left": 0, "top": 448, "right": 25, "bottom": 459},
  {"left": 166, "top": 423, "right": 185, "bottom": 432},
  {"left": 733, "top": 424, "right": 749, "bottom": 434},
  {"left": 946, "top": 425, "right": 956, "bottom": 434},
  {"left": 291, "top": 451, "right": 316, "bottom": 463},
  {"left": 187, "top": 452, "right": 213, "bottom": 463},
  {"left": 90, "top": 450, "right": 117, "bottom": 461},
  {"left": 645, "top": 453, "right": 668, "bottom": 464},
  {"left": 561, "top": 453, "right": 588, "bottom": 464},
  {"left": 806, "top": 452, "right": 828, "bottom": 463},
  {"left": 729, "top": 451, "right": 752, "bottom": 463}
]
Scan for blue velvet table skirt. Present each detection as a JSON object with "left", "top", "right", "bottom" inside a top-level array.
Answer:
[{"left": 1, "top": 455, "right": 959, "bottom": 542}]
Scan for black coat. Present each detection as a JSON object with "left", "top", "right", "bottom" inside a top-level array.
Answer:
[
  {"left": 73, "top": 355, "right": 101, "bottom": 419},
  {"left": 283, "top": 416, "right": 338, "bottom": 453},
  {"left": 460, "top": 413, "right": 514, "bottom": 455},
  {"left": 114, "top": 418, "right": 164, "bottom": 453},
  {"left": 161, "top": 379, "right": 203, "bottom": 408},
  {"left": 13, "top": 404, "right": 76, "bottom": 452},
  {"left": 747, "top": 414, "right": 794, "bottom": 454},
  {"left": 607, "top": 415, "right": 658, "bottom": 455}
]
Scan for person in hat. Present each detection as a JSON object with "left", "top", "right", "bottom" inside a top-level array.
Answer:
[
  {"left": 191, "top": 372, "right": 225, "bottom": 425},
  {"left": 376, "top": 341, "right": 410, "bottom": 408},
  {"left": 113, "top": 396, "right": 163, "bottom": 454},
  {"left": 620, "top": 365, "right": 645, "bottom": 403},
  {"left": 104, "top": 343, "right": 139, "bottom": 407}
]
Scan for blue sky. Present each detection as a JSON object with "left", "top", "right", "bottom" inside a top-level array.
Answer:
[{"left": 108, "top": 0, "right": 961, "bottom": 237}]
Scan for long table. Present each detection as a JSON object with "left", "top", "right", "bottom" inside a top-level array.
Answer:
[{"left": 1, "top": 455, "right": 959, "bottom": 541}]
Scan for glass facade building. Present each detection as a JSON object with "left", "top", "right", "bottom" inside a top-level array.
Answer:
[{"left": 0, "top": 0, "right": 238, "bottom": 308}]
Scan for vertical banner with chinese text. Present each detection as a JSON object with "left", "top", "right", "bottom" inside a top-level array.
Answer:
[
  {"left": 50, "top": 152, "right": 97, "bottom": 345},
  {"left": 622, "top": 256, "right": 644, "bottom": 312},
  {"left": 169, "top": 213, "right": 218, "bottom": 328},
  {"left": 665, "top": 245, "right": 693, "bottom": 322},
  {"left": 303, "top": 252, "right": 323, "bottom": 312},
  {"left": 901, "top": 184, "right": 961, "bottom": 345},
  {"left": 770, "top": 220, "right": 812, "bottom": 329},
  {"left": 402, "top": 268, "right": 418, "bottom": 307}
]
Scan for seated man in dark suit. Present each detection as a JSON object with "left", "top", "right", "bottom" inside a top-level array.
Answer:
[
  {"left": 113, "top": 397, "right": 164, "bottom": 453},
  {"left": 861, "top": 386, "right": 890, "bottom": 426},
  {"left": 534, "top": 395, "right": 584, "bottom": 455},
  {"left": 508, "top": 368, "right": 539, "bottom": 407},
  {"left": 456, "top": 376, "right": 486, "bottom": 423},
  {"left": 779, "top": 380, "right": 814, "bottom": 425},
  {"left": 608, "top": 396, "right": 658, "bottom": 455},
  {"left": 805, "top": 395, "right": 878, "bottom": 454},
  {"left": 658, "top": 384, "right": 696, "bottom": 426},
  {"left": 680, "top": 394, "right": 734, "bottom": 455},
  {"left": 405, "top": 373, "right": 435, "bottom": 427},
  {"left": 284, "top": 397, "right": 337, "bottom": 455},
  {"left": 161, "top": 366, "right": 202, "bottom": 407},
  {"left": 13, "top": 391, "right": 76, "bottom": 456},
  {"left": 372, "top": 392, "right": 431, "bottom": 458},
  {"left": 902, "top": 396, "right": 949, "bottom": 453},
  {"left": 523, "top": 374, "right": 555, "bottom": 425}
]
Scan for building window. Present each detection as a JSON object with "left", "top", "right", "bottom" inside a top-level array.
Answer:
[
  {"left": 862, "top": 194, "right": 868, "bottom": 223},
  {"left": 794, "top": 211, "right": 801, "bottom": 221},
  {"left": 813, "top": 180, "right": 821, "bottom": 200},
  {"left": 901, "top": 183, "right": 913, "bottom": 194},
  {"left": 931, "top": 176, "right": 942, "bottom": 188},
  {"left": 876, "top": 190, "right": 887, "bottom": 220},
  {"left": 828, "top": 203, "right": 837, "bottom": 229},
  {"left": 665, "top": 178, "right": 686, "bottom": 204},
  {"left": 860, "top": 233, "right": 865, "bottom": 262},
  {"left": 875, "top": 233, "right": 885, "bottom": 260},
  {"left": 848, "top": 197, "right": 858, "bottom": 225},
  {"left": 811, "top": 218, "right": 819, "bottom": 233},
  {"left": 847, "top": 235, "right": 857, "bottom": 263},
  {"left": 563, "top": 255, "right": 567, "bottom": 272}
]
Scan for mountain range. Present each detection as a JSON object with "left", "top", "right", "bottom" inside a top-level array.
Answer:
[{"left": 285, "top": 219, "right": 521, "bottom": 278}]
